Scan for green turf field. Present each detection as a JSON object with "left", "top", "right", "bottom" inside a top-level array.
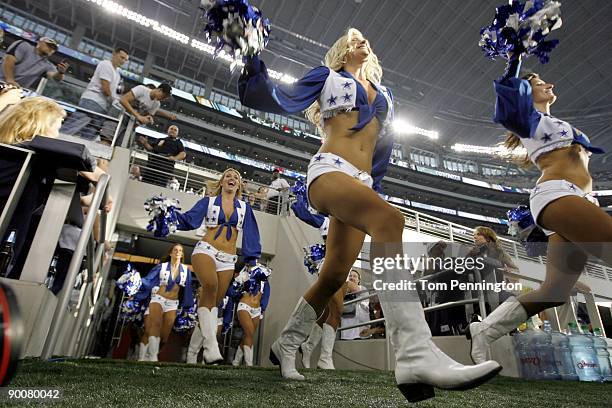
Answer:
[{"left": 3, "top": 359, "right": 611, "bottom": 407}]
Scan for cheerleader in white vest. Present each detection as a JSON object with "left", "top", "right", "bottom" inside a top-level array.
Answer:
[
  {"left": 135, "top": 243, "right": 194, "bottom": 361},
  {"left": 466, "top": 55, "right": 612, "bottom": 365},
  {"left": 176, "top": 168, "right": 262, "bottom": 364},
  {"left": 239, "top": 28, "right": 500, "bottom": 402},
  {"left": 232, "top": 280, "right": 271, "bottom": 367}
]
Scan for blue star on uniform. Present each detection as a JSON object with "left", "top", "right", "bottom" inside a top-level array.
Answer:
[
  {"left": 342, "top": 81, "right": 352, "bottom": 89},
  {"left": 541, "top": 133, "right": 553, "bottom": 142},
  {"left": 314, "top": 154, "right": 323, "bottom": 162},
  {"left": 558, "top": 129, "right": 568, "bottom": 137},
  {"left": 568, "top": 184, "right": 576, "bottom": 191},
  {"left": 327, "top": 95, "right": 337, "bottom": 106},
  {"left": 342, "top": 93, "right": 351, "bottom": 102},
  {"left": 333, "top": 158, "right": 343, "bottom": 166}
]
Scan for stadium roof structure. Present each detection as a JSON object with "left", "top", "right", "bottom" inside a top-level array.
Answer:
[{"left": 10, "top": 0, "right": 612, "bottom": 169}]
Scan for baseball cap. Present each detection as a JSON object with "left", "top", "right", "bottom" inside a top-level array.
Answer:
[{"left": 39, "top": 37, "right": 59, "bottom": 50}]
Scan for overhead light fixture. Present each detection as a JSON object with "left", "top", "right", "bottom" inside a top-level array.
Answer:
[
  {"left": 85, "top": 0, "right": 297, "bottom": 83},
  {"left": 451, "top": 143, "right": 527, "bottom": 157},
  {"left": 392, "top": 119, "right": 438, "bottom": 140}
]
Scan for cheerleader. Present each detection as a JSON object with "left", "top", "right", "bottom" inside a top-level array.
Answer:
[
  {"left": 134, "top": 243, "right": 194, "bottom": 361},
  {"left": 232, "top": 279, "right": 271, "bottom": 367},
  {"left": 175, "top": 168, "right": 262, "bottom": 364},
  {"left": 239, "top": 28, "right": 500, "bottom": 401},
  {"left": 466, "top": 54, "right": 612, "bottom": 364}
]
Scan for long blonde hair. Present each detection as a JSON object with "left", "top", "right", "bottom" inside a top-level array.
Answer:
[
  {"left": 208, "top": 168, "right": 243, "bottom": 198},
  {"left": 305, "top": 28, "right": 383, "bottom": 134},
  {"left": 0, "top": 97, "right": 66, "bottom": 144},
  {"left": 501, "top": 73, "right": 540, "bottom": 167}
]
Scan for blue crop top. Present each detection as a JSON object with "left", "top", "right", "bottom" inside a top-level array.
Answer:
[
  {"left": 494, "top": 58, "right": 605, "bottom": 163},
  {"left": 175, "top": 195, "right": 262, "bottom": 264},
  {"left": 238, "top": 56, "right": 395, "bottom": 192}
]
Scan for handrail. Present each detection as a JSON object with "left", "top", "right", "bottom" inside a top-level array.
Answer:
[{"left": 41, "top": 173, "right": 110, "bottom": 359}]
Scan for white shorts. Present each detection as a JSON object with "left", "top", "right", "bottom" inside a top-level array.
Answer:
[
  {"left": 530, "top": 180, "right": 600, "bottom": 236},
  {"left": 306, "top": 153, "right": 374, "bottom": 199},
  {"left": 145, "top": 294, "right": 179, "bottom": 315},
  {"left": 192, "top": 241, "right": 237, "bottom": 272},
  {"left": 237, "top": 302, "right": 262, "bottom": 319}
]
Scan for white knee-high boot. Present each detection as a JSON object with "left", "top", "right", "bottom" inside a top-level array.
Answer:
[
  {"left": 232, "top": 346, "right": 244, "bottom": 366},
  {"left": 466, "top": 297, "right": 528, "bottom": 364},
  {"left": 146, "top": 336, "right": 160, "bottom": 362},
  {"left": 186, "top": 327, "right": 204, "bottom": 364},
  {"left": 317, "top": 323, "right": 336, "bottom": 370},
  {"left": 378, "top": 287, "right": 502, "bottom": 403},
  {"left": 138, "top": 342, "right": 148, "bottom": 361},
  {"left": 300, "top": 324, "right": 323, "bottom": 369},
  {"left": 243, "top": 345, "right": 253, "bottom": 367},
  {"left": 198, "top": 306, "right": 223, "bottom": 364},
  {"left": 270, "top": 297, "right": 318, "bottom": 381}
]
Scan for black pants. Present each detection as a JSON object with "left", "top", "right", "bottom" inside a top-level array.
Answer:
[{"left": 143, "top": 156, "right": 175, "bottom": 187}]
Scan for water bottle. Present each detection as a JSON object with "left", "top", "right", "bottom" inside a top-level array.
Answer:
[
  {"left": 533, "top": 321, "right": 560, "bottom": 380},
  {"left": 567, "top": 322, "right": 602, "bottom": 382},
  {"left": 549, "top": 324, "right": 578, "bottom": 381},
  {"left": 592, "top": 328, "right": 612, "bottom": 382},
  {"left": 515, "top": 320, "right": 541, "bottom": 379}
]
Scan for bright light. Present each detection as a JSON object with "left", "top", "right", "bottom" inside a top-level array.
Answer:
[
  {"left": 85, "top": 0, "right": 297, "bottom": 83},
  {"left": 393, "top": 119, "right": 438, "bottom": 139},
  {"left": 451, "top": 143, "right": 527, "bottom": 157}
]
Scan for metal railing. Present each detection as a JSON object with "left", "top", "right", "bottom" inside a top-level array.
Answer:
[{"left": 128, "top": 148, "right": 292, "bottom": 216}]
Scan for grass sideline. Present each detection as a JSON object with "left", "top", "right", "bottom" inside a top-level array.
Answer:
[{"left": 3, "top": 359, "right": 610, "bottom": 407}]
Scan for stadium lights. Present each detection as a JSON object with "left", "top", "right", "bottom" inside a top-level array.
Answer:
[
  {"left": 451, "top": 143, "right": 527, "bottom": 157},
  {"left": 85, "top": 0, "right": 297, "bottom": 83},
  {"left": 392, "top": 119, "right": 439, "bottom": 139}
]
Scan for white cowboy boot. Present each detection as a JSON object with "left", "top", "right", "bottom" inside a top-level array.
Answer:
[
  {"left": 198, "top": 307, "right": 223, "bottom": 364},
  {"left": 138, "top": 342, "right": 148, "bottom": 362},
  {"left": 232, "top": 346, "right": 244, "bottom": 366},
  {"left": 379, "top": 291, "right": 502, "bottom": 403},
  {"left": 300, "top": 324, "right": 322, "bottom": 368},
  {"left": 146, "top": 336, "right": 160, "bottom": 362},
  {"left": 243, "top": 345, "right": 253, "bottom": 367},
  {"left": 270, "top": 297, "right": 317, "bottom": 380},
  {"left": 186, "top": 327, "right": 204, "bottom": 364},
  {"left": 317, "top": 323, "right": 336, "bottom": 370},
  {"left": 466, "top": 297, "right": 527, "bottom": 364}
]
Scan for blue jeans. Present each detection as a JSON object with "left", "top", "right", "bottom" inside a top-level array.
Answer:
[
  {"left": 75, "top": 99, "right": 109, "bottom": 141},
  {"left": 78, "top": 98, "right": 108, "bottom": 114}
]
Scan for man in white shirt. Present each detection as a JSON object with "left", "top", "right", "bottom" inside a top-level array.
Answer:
[
  {"left": 79, "top": 47, "right": 129, "bottom": 114},
  {"left": 119, "top": 83, "right": 177, "bottom": 124},
  {"left": 267, "top": 169, "right": 290, "bottom": 214}
]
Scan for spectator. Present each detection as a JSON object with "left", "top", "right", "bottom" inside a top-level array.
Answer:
[
  {"left": 167, "top": 177, "right": 180, "bottom": 191},
  {"left": 267, "top": 169, "right": 290, "bottom": 213},
  {"left": 0, "top": 37, "right": 69, "bottom": 89},
  {"left": 129, "top": 165, "right": 142, "bottom": 181},
  {"left": 248, "top": 192, "right": 259, "bottom": 210},
  {"left": 118, "top": 83, "right": 177, "bottom": 124},
  {"left": 256, "top": 186, "right": 268, "bottom": 211},
  {"left": 360, "top": 295, "right": 385, "bottom": 339},
  {"left": 79, "top": 47, "right": 129, "bottom": 114},
  {"left": 0, "top": 83, "right": 23, "bottom": 112},
  {"left": 340, "top": 269, "right": 369, "bottom": 340},
  {"left": 138, "top": 125, "right": 185, "bottom": 186}
]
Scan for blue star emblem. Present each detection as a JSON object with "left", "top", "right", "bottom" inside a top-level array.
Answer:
[
  {"left": 558, "top": 129, "right": 568, "bottom": 137},
  {"left": 327, "top": 95, "right": 337, "bottom": 106},
  {"left": 342, "top": 81, "right": 352, "bottom": 89},
  {"left": 333, "top": 158, "right": 343, "bottom": 166},
  {"left": 568, "top": 184, "right": 576, "bottom": 191},
  {"left": 541, "top": 133, "right": 553, "bottom": 142},
  {"left": 342, "top": 93, "right": 351, "bottom": 102},
  {"left": 314, "top": 155, "right": 323, "bottom": 162}
]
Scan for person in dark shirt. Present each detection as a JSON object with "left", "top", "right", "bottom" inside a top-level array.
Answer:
[{"left": 138, "top": 125, "right": 185, "bottom": 187}]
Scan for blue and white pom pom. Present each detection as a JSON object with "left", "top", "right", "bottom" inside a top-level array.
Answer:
[
  {"left": 144, "top": 195, "right": 181, "bottom": 237},
  {"left": 119, "top": 299, "right": 146, "bottom": 323},
  {"left": 291, "top": 177, "right": 307, "bottom": 201},
  {"left": 116, "top": 264, "right": 142, "bottom": 296},
  {"left": 507, "top": 205, "right": 548, "bottom": 257},
  {"left": 174, "top": 304, "right": 198, "bottom": 332},
  {"left": 303, "top": 243, "right": 326, "bottom": 275},
  {"left": 479, "top": 0, "right": 562, "bottom": 63},
  {"left": 201, "top": 0, "right": 270, "bottom": 61}
]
